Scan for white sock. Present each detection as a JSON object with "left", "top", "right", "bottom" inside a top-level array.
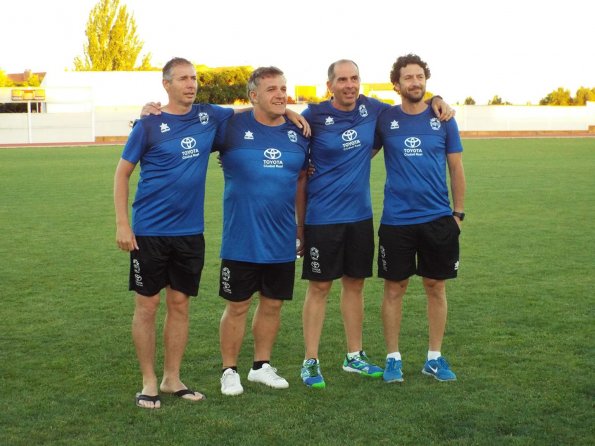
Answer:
[
  {"left": 347, "top": 350, "right": 361, "bottom": 359},
  {"left": 387, "top": 352, "right": 401, "bottom": 361},
  {"left": 428, "top": 351, "right": 441, "bottom": 361}
]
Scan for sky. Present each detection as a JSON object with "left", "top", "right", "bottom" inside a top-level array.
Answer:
[{"left": 2, "top": 0, "right": 594, "bottom": 105}]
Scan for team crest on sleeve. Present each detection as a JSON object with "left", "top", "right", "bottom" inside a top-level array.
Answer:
[
  {"left": 287, "top": 130, "right": 298, "bottom": 142},
  {"left": 325, "top": 116, "right": 334, "bottom": 126},
  {"left": 430, "top": 118, "right": 441, "bottom": 130},
  {"left": 244, "top": 131, "right": 254, "bottom": 140},
  {"left": 359, "top": 104, "right": 368, "bottom": 117},
  {"left": 160, "top": 122, "right": 170, "bottom": 133},
  {"left": 390, "top": 120, "right": 399, "bottom": 129},
  {"left": 199, "top": 112, "right": 209, "bottom": 125}
]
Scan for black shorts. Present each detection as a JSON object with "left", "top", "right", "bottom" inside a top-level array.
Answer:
[
  {"left": 301, "top": 218, "right": 374, "bottom": 281},
  {"left": 219, "top": 259, "right": 295, "bottom": 302},
  {"left": 378, "top": 216, "right": 460, "bottom": 281},
  {"left": 129, "top": 235, "right": 205, "bottom": 297}
]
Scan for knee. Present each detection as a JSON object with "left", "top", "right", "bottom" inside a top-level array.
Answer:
[
  {"left": 226, "top": 300, "right": 251, "bottom": 318},
  {"left": 135, "top": 294, "right": 160, "bottom": 319},
  {"left": 384, "top": 280, "right": 408, "bottom": 300},
  {"left": 342, "top": 276, "right": 365, "bottom": 294},
  {"left": 308, "top": 281, "right": 332, "bottom": 299},
  {"left": 423, "top": 278, "right": 446, "bottom": 299}
]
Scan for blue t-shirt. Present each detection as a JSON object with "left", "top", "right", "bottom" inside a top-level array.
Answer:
[
  {"left": 215, "top": 112, "right": 309, "bottom": 263},
  {"left": 303, "top": 95, "right": 390, "bottom": 225},
  {"left": 376, "top": 105, "right": 463, "bottom": 225},
  {"left": 122, "top": 104, "right": 233, "bottom": 236}
]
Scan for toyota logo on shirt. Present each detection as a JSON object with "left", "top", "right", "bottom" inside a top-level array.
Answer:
[
  {"left": 181, "top": 137, "right": 197, "bottom": 149},
  {"left": 404, "top": 137, "right": 421, "bottom": 148},
  {"left": 264, "top": 148, "right": 282, "bottom": 159},
  {"left": 342, "top": 129, "right": 358, "bottom": 141}
]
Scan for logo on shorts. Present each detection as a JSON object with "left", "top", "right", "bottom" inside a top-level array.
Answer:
[
  {"left": 454, "top": 261, "right": 459, "bottom": 271},
  {"left": 133, "top": 259, "right": 143, "bottom": 287},
  {"left": 379, "top": 245, "right": 388, "bottom": 272},
  {"left": 221, "top": 267, "right": 231, "bottom": 294},
  {"left": 311, "top": 261, "right": 321, "bottom": 274},
  {"left": 430, "top": 117, "right": 441, "bottom": 130},
  {"left": 287, "top": 130, "right": 298, "bottom": 143},
  {"left": 310, "top": 247, "right": 320, "bottom": 261},
  {"left": 199, "top": 112, "right": 209, "bottom": 125},
  {"left": 263, "top": 148, "right": 283, "bottom": 168}
]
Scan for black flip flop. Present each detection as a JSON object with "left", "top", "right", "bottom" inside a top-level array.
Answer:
[
  {"left": 135, "top": 392, "right": 161, "bottom": 409},
  {"left": 172, "top": 388, "right": 206, "bottom": 400}
]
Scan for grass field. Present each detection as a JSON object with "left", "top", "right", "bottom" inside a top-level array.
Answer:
[{"left": 1, "top": 138, "right": 594, "bottom": 445}]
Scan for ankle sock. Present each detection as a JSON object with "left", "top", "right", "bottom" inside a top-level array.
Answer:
[
  {"left": 347, "top": 350, "right": 362, "bottom": 360},
  {"left": 387, "top": 352, "right": 401, "bottom": 361},
  {"left": 252, "top": 360, "right": 270, "bottom": 370},
  {"left": 428, "top": 351, "right": 441, "bottom": 361}
]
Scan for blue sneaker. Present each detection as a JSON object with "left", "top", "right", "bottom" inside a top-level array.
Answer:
[
  {"left": 422, "top": 356, "right": 457, "bottom": 381},
  {"left": 342, "top": 351, "right": 383, "bottom": 378},
  {"left": 301, "top": 358, "right": 326, "bottom": 389},
  {"left": 383, "top": 357, "right": 404, "bottom": 383}
]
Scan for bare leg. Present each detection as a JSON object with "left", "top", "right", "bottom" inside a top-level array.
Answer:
[
  {"left": 159, "top": 287, "right": 203, "bottom": 400},
  {"left": 340, "top": 276, "right": 365, "bottom": 353},
  {"left": 220, "top": 297, "right": 252, "bottom": 369},
  {"left": 382, "top": 279, "right": 409, "bottom": 354},
  {"left": 132, "top": 293, "right": 161, "bottom": 408},
  {"left": 303, "top": 280, "right": 332, "bottom": 359},
  {"left": 252, "top": 294, "right": 284, "bottom": 361},
  {"left": 423, "top": 278, "right": 447, "bottom": 352}
]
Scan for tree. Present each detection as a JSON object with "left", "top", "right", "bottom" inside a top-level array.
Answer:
[
  {"left": 195, "top": 66, "right": 252, "bottom": 104},
  {"left": 574, "top": 86, "right": 595, "bottom": 105},
  {"left": 0, "top": 69, "right": 13, "bottom": 87},
  {"left": 464, "top": 96, "right": 476, "bottom": 105},
  {"left": 488, "top": 95, "right": 512, "bottom": 105},
  {"left": 73, "top": 0, "right": 151, "bottom": 71},
  {"left": 539, "top": 87, "right": 573, "bottom": 105}
]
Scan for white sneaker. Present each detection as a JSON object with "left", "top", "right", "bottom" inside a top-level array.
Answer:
[
  {"left": 247, "top": 363, "right": 289, "bottom": 389},
  {"left": 220, "top": 368, "right": 243, "bottom": 396}
]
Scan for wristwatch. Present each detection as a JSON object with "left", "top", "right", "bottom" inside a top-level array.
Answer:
[{"left": 452, "top": 211, "right": 465, "bottom": 221}]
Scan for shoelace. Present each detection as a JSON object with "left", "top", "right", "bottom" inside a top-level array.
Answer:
[
  {"left": 304, "top": 361, "right": 320, "bottom": 377},
  {"left": 436, "top": 357, "right": 449, "bottom": 369},
  {"left": 262, "top": 366, "right": 283, "bottom": 380},
  {"left": 386, "top": 358, "right": 399, "bottom": 371}
]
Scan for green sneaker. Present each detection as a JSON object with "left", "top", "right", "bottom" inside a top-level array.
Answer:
[
  {"left": 342, "top": 351, "right": 383, "bottom": 378},
  {"left": 301, "top": 358, "right": 326, "bottom": 389}
]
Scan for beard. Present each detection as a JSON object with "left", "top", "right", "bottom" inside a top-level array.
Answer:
[{"left": 401, "top": 87, "right": 425, "bottom": 103}]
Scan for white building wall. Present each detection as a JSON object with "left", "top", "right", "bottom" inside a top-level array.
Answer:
[{"left": 0, "top": 70, "right": 594, "bottom": 145}]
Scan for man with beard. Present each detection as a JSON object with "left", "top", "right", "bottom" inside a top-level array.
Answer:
[{"left": 375, "top": 54, "right": 466, "bottom": 383}]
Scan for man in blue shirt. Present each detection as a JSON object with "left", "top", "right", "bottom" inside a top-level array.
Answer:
[
  {"left": 115, "top": 58, "right": 233, "bottom": 408},
  {"left": 215, "top": 67, "right": 308, "bottom": 396},
  {"left": 375, "top": 54, "right": 466, "bottom": 383},
  {"left": 300, "top": 59, "right": 454, "bottom": 388}
]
